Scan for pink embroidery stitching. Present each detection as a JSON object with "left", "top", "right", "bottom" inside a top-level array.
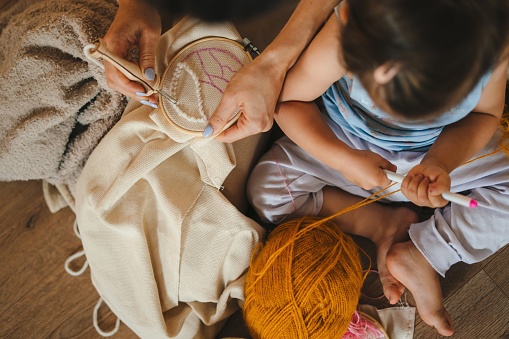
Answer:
[{"left": 182, "top": 47, "right": 245, "bottom": 95}]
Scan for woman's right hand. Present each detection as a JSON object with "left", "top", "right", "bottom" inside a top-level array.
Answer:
[
  {"left": 102, "top": 0, "right": 162, "bottom": 108},
  {"left": 341, "top": 149, "right": 396, "bottom": 190}
]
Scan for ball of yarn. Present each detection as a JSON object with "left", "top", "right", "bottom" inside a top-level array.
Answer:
[{"left": 244, "top": 216, "right": 363, "bottom": 339}]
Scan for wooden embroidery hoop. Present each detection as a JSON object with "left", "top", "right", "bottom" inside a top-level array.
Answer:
[
  {"left": 360, "top": 312, "right": 390, "bottom": 339},
  {"left": 84, "top": 37, "right": 254, "bottom": 136}
]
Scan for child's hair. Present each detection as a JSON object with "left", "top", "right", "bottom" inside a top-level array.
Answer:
[
  {"left": 341, "top": 0, "right": 509, "bottom": 118},
  {"left": 243, "top": 217, "right": 364, "bottom": 339}
]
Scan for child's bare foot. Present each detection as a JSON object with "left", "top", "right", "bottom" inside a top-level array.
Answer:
[
  {"left": 371, "top": 206, "right": 419, "bottom": 304},
  {"left": 320, "top": 187, "right": 420, "bottom": 304},
  {"left": 387, "top": 241, "right": 454, "bottom": 336}
]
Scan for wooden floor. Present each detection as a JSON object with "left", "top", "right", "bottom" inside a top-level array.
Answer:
[{"left": 0, "top": 180, "right": 508, "bottom": 338}]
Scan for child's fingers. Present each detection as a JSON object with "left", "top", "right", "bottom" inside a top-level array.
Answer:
[
  {"left": 402, "top": 174, "right": 433, "bottom": 206},
  {"left": 428, "top": 190, "right": 449, "bottom": 207},
  {"left": 428, "top": 175, "right": 450, "bottom": 207},
  {"left": 416, "top": 177, "right": 431, "bottom": 205},
  {"left": 428, "top": 195, "right": 448, "bottom": 208},
  {"left": 428, "top": 175, "right": 449, "bottom": 195},
  {"left": 405, "top": 174, "right": 424, "bottom": 197},
  {"left": 377, "top": 158, "right": 397, "bottom": 187},
  {"left": 377, "top": 169, "right": 393, "bottom": 187}
]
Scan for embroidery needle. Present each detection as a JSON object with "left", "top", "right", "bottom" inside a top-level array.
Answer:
[
  {"left": 158, "top": 89, "right": 178, "bottom": 104},
  {"left": 383, "top": 170, "right": 478, "bottom": 208}
]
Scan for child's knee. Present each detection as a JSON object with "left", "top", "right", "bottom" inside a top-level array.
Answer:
[
  {"left": 247, "top": 165, "right": 289, "bottom": 223},
  {"left": 246, "top": 160, "right": 310, "bottom": 224}
]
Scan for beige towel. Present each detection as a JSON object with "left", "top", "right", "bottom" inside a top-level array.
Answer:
[
  {"left": 76, "top": 17, "right": 266, "bottom": 338},
  {"left": 0, "top": 0, "right": 126, "bottom": 193}
]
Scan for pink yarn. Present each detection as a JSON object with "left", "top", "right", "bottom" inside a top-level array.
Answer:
[{"left": 341, "top": 311, "right": 385, "bottom": 339}]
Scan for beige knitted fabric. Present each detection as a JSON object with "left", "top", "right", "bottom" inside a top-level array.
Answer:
[
  {"left": 0, "top": 0, "right": 127, "bottom": 192},
  {"left": 75, "top": 17, "right": 266, "bottom": 338}
]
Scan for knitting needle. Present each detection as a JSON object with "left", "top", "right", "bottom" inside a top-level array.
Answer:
[{"left": 383, "top": 170, "right": 478, "bottom": 208}]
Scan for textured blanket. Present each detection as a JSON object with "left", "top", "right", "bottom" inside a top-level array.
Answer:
[{"left": 0, "top": 0, "right": 127, "bottom": 193}]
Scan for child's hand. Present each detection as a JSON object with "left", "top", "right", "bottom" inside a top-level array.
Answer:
[
  {"left": 401, "top": 162, "right": 450, "bottom": 208},
  {"left": 342, "top": 149, "right": 397, "bottom": 190}
]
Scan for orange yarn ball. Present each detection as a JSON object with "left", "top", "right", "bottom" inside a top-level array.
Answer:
[{"left": 243, "top": 217, "right": 363, "bottom": 339}]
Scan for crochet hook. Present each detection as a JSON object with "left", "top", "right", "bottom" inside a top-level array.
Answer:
[
  {"left": 383, "top": 170, "right": 478, "bottom": 208},
  {"left": 84, "top": 39, "right": 177, "bottom": 104}
]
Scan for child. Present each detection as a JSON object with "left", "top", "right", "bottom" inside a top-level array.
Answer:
[{"left": 247, "top": 0, "right": 509, "bottom": 336}]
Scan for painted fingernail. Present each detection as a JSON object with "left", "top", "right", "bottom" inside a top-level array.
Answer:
[
  {"left": 140, "top": 100, "right": 157, "bottom": 108},
  {"left": 144, "top": 68, "right": 155, "bottom": 81},
  {"left": 136, "top": 92, "right": 147, "bottom": 96},
  {"left": 202, "top": 124, "right": 214, "bottom": 137}
]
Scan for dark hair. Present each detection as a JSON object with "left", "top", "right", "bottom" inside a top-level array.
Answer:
[
  {"left": 341, "top": 0, "right": 509, "bottom": 118},
  {"left": 145, "top": 0, "right": 282, "bottom": 21}
]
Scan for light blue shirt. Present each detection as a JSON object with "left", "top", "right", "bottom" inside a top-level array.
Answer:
[{"left": 322, "top": 72, "right": 492, "bottom": 151}]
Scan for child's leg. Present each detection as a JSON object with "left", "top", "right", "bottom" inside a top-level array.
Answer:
[
  {"left": 386, "top": 184, "right": 509, "bottom": 337},
  {"left": 318, "top": 186, "right": 419, "bottom": 304},
  {"left": 248, "top": 122, "right": 509, "bottom": 336},
  {"left": 247, "top": 135, "right": 420, "bottom": 303},
  {"left": 246, "top": 124, "right": 410, "bottom": 224},
  {"left": 247, "top": 136, "right": 337, "bottom": 224},
  {"left": 405, "top": 127, "right": 509, "bottom": 275},
  {"left": 387, "top": 127, "right": 509, "bottom": 336}
]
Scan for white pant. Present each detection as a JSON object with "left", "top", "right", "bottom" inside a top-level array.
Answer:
[{"left": 247, "top": 116, "right": 509, "bottom": 276}]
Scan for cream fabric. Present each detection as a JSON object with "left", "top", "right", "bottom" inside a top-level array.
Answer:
[
  {"left": 42, "top": 181, "right": 76, "bottom": 213},
  {"left": 360, "top": 304, "right": 416, "bottom": 339},
  {"left": 75, "top": 17, "right": 266, "bottom": 339}
]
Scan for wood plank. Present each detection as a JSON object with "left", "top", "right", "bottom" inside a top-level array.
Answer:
[
  {"left": 484, "top": 244, "right": 509, "bottom": 296},
  {"left": 414, "top": 270, "right": 509, "bottom": 338},
  {"left": 439, "top": 259, "right": 489, "bottom": 300},
  {"left": 0, "top": 181, "right": 77, "bottom": 316},
  {"left": 0, "top": 181, "right": 137, "bottom": 338}
]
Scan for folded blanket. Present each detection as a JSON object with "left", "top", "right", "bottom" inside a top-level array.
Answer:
[{"left": 0, "top": 0, "right": 127, "bottom": 193}]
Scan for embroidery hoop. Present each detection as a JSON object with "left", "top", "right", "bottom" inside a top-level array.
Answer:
[
  {"left": 360, "top": 312, "right": 390, "bottom": 339},
  {"left": 84, "top": 37, "right": 253, "bottom": 136}
]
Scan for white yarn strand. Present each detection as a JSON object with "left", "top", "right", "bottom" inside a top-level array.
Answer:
[
  {"left": 73, "top": 218, "right": 82, "bottom": 239},
  {"left": 93, "top": 298, "right": 120, "bottom": 337},
  {"left": 169, "top": 61, "right": 207, "bottom": 123},
  {"left": 64, "top": 219, "right": 88, "bottom": 276},
  {"left": 83, "top": 44, "right": 105, "bottom": 69},
  {"left": 64, "top": 250, "right": 89, "bottom": 276}
]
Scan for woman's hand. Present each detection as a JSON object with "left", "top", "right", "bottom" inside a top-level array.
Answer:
[
  {"left": 340, "top": 149, "right": 397, "bottom": 190},
  {"left": 103, "top": 0, "right": 161, "bottom": 107},
  {"left": 205, "top": 55, "right": 285, "bottom": 141},
  {"left": 401, "top": 161, "right": 450, "bottom": 208}
]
